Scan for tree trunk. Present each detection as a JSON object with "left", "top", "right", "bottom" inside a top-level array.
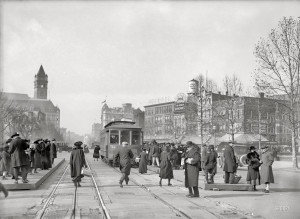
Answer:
[{"left": 292, "top": 130, "right": 299, "bottom": 168}]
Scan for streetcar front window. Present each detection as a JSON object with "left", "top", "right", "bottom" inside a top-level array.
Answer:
[
  {"left": 132, "top": 130, "right": 140, "bottom": 145},
  {"left": 110, "top": 130, "right": 119, "bottom": 144},
  {"left": 120, "top": 130, "right": 130, "bottom": 144}
]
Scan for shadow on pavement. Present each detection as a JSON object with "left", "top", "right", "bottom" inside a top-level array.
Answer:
[
  {"left": 271, "top": 188, "right": 300, "bottom": 193},
  {"left": 205, "top": 194, "right": 267, "bottom": 198}
]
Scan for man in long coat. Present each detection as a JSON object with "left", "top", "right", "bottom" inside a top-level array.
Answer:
[
  {"left": 8, "top": 132, "right": 30, "bottom": 184},
  {"left": 260, "top": 145, "right": 274, "bottom": 193},
  {"left": 184, "top": 141, "right": 201, "bottom": 198},
  {"left": 115, "top": 142, "right": 134, "bottom": 188},
  {"left": 223, "top": 141, "right": 237, "bottom": 184},
  {"left": 50, "top": 139, "right": 57, "bottom": 165},
  {"left": 70, "top": 141, "right": 87, "bottom": 187},
  {"left": 152, "top": 141, "right": 160, "bottom": 167}
]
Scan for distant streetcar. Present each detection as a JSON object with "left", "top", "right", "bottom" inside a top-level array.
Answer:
[{"left": 99, "top": 121, "right": 143, "bottom": 166}]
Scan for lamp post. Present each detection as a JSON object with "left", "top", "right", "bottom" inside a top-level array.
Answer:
[{"left": 213, "top": 125, "right": 216, "bottom": 148}]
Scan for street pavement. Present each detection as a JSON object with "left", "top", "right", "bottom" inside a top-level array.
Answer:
[{"left": 0, "top": 151, "right": 299, "bottom": 219}]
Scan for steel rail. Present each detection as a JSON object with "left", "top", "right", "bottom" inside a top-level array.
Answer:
[
  {"left": 35, "top": 164, "right": 70, "bottom": 219},
  {"left": 86, "top": 160, "right": 111, "bottom": 219}
]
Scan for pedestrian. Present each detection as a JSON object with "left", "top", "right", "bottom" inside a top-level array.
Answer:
[
  {"left": 159, "top": 144, "right": 173, "bottom": 186},
  {"left": 83, "top": 144, "right": 89, "bottom": 153},
  {"left": 70, "top": 141, "right": 87, "bottom": 187},
  {"left": 93, "top": 145, "right": 100, "bottom": 161},
  {"left": 34, "top": 139, "right": 43, "bottom": 172},
  {"left": 0, "top": 139, "right": 12, "bottom": 180},
  {"left": 8, "top": 132, "right": 30, "bottom": 184},
  {"left": 40, "top": 139, "right": 48, "bottom": 170},
  {"left": 246, "top": 146, "right": 261, "bottom": 191},
  {"left": 0, "top": 182, "right": 8, "bottom": 198},
  {"left": 260, "top": 145, "right": 274, "bottom": 193},
  {"left": 50, "top": 138, "right": 57, "bottom": 165},
  {"left": 223, "top": 141, "right": 237, "bottom": 184},
  {"left": 201, "top": 144, "right": 207, "bottom": 175},
  {"left": 44, "top": 139, "right": 52, "bottom": 168},
  {"left": 203, "top": 145, "right": 217, "bottom": 184},
  {"left": 170, "top": 144, "right": 179, "bottom": 169},
  {"left": 138, "top": 148, "right": 148, "bottom": 174},
  {"left": 152, "top": 140, "right": 160, "bottom": 167},
  {"left": 184, "top": 141, "right": 201, "bottom": 198},
  {"left": 115, "top": 142, "right": 134, "bottom": 188}
]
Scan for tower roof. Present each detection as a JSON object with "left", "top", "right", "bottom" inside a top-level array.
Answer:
[{"left": 37, "top": 65, "right": 46, "bottom": 77}]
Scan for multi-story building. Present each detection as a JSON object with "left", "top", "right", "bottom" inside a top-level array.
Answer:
[
  {"left": 2, "top": 65, "right": 61, "bottom": 140},
  {"left": 100, "top": 103, "right": 144, "bottom": 130},
  {"left": 204, "top": 92, "right": 293, "bottom": 145},
  {"left": 144, "top": 101, "right": 175, "bottom": 141}
]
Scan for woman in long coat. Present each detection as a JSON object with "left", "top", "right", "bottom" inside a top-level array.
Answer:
[
  {"left": 93, "top": 145, "right": 100, "bottom": 161},
  {"left": 260, "top": 146, "right": 274, "bottom": 193},
  {"left": 184, "top": 141, "right": 201, "bottom": 198},
  {"left": 70, "top": 141, "right": 87, "bottom": 187},
  {"left": 34, "top": 140, "right": 43, "bottom": 171},
  {"left": 159, "top": 145, "right": 173, "bottom": 186},
  {"left": 139, "top": 148, "right": 148, "bottom": 174},
  {"left": 246, "top": 146, "right": 260, "bottom": 191}
]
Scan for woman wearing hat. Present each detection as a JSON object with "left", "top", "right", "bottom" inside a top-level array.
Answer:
[
  {"left": 246, "top": 146, "right": 260, "bottom": 191},
  {"left": 159, "top": 144, "right": 173, "bottom": 186},
  {"left": 184, "top": 141, "right": 201, "bottom": 198},
  {"left": 70, "top": 141, "right": 87, "bottom": 187},
  {"left": 260, "top": 145, "right": 274, "bottom": 193}
]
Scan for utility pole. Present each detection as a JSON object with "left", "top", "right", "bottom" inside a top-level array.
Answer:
[{"left": 258, "top": 99, "right": 261, "bottom": 150}]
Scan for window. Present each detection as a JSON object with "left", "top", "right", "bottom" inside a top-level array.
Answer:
[
  {"left": 110, "top": 130, "right": 119, "bottom": 144},
  {"left": 132, "top": 130, "right": 140, "bottom": 145},
  {"left": 120, "top": 130, "right": 130, "bottom": 144}
]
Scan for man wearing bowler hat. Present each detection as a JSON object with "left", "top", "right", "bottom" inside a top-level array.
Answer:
[
  {"left": 8, "top": 132, "right": 30, "bottom": 184},
  {"left": 223, "top": 140, "right": 237, "bottom": 184}
]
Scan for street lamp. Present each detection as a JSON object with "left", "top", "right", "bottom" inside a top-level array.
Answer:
[{"left": 213, "top": 125, "right": 216, "bottom": 148}]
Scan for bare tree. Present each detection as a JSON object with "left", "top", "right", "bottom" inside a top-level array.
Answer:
[
  {"left": 254, "top": 16, "right": 300, "bottom": 168},
  {"left": 213, "top": 75, "right": 244, "bottom": 142}
]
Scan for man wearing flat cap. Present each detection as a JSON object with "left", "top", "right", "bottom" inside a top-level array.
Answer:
[
  {"left": 114, "top": 142, "right": 134, "bottom": 188},
  {"left": 260, "top": 145, "right": 274, "bottom": 193},
  {"left": 8, "top": 132, "right": 30, "bottom": 184}
]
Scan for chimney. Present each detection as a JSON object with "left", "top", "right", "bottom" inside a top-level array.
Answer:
[{"left": 259, "top": 92, "right": 265, "bottom": 98}]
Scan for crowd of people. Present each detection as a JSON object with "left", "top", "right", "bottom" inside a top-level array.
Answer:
[
  {"left": 113, "top": 139, "right": 275, "bottom": 198},
  {"left": 0, "top": 132, "right": 57, "bottom": 198}
]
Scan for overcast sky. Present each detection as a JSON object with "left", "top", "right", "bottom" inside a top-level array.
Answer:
[{"left": 1, "top": 1, "right": 300, "bottom": 135}]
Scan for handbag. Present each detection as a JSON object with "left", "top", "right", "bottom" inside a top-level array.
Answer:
[{"left": 81, "top": 168, "right": 92, "bottom": 177}]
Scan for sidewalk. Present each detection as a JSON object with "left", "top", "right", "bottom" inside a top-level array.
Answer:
[{"left": 1, "top": 158, "right": 65, "bottom": 190}]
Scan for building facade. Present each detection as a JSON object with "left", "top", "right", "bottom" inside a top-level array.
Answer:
[{"left": 100, "top": 103, "right": 144, "bottom": 131}]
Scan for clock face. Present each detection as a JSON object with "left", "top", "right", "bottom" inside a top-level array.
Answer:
[{"left": 41, "top": 85, "right": 44, "bottom": 88}]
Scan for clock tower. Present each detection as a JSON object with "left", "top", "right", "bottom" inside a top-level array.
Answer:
[{"left": 34, "top": 65, "right": 48, "bottom": 99}]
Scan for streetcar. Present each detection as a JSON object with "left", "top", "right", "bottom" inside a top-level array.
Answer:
[{"left": 99, "top": 120, "right": 143, "bottom": 166}]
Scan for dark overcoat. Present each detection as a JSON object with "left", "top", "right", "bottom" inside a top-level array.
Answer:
[
  {"left": 93, "top": 146, "right": 100, "bottom": 158},
  {"left": 159, "top": 151, "right": 173, "bottom": 179},
  {"left": 203, "top": 151, "right": 217, "bottom": 171},
  {"left": 260, "top": 150, "right": 274, "bottom": 184},
  {"left": 8, "top": 137, "right": 30, "bottom": 168},
  {"left": 0, "top": 151, "right": 11, "bottom": 172},
  {"left": 50, "top": 143, "right": 57, "bottom": 159},
  {"left": 223, "top": 145, "right": 237, "bottom": 173},
  {"left": 70, "top": 147, "right": 86, "bottom": 182},
  {"left": 184, "top": 146, "right": 201, "bottom": 188},
  {"left": 138, "top": 151, "right": 148, "bottom": 174},
  {"left": 152, "top": 145, "right": 160, "bottom": 157},
  {"left": 246, "top": 152, "right": 261, "bottom": 183},
  {"left": 45, "top": 142, "right": 52, "bottom": 168},
  {"left": 34, "top": 143, "right": 43, "bottom": 169},
  {"left": 115, "top": 147, "right": 133, "bottom": 175}
]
